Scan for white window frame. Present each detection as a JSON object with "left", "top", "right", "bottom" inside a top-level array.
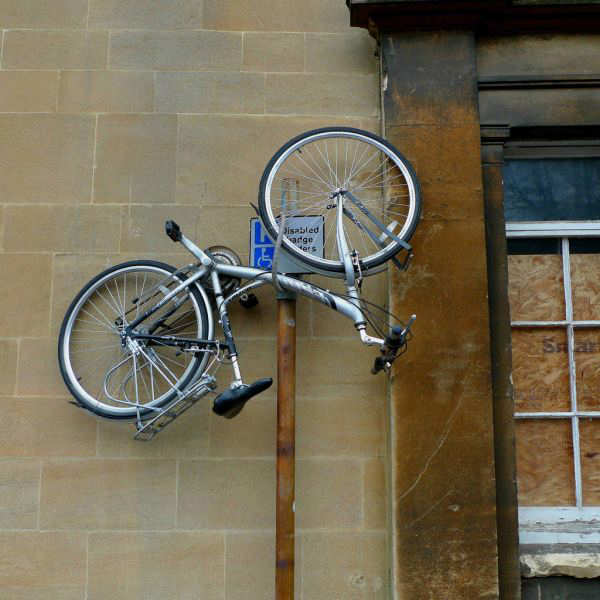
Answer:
[{"left": 507, "top": 220, "right": 600, "bottom": 544}]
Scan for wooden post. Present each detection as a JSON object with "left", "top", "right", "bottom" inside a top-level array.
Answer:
[{"left": 276, "top": 294, "right": 296, "bottom": 600}]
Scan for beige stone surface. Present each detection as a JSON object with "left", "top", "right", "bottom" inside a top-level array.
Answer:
[
  {"left": 386, "top": 124, "right": 484, "bottom": 188},
  {"left": 364, "top": 458, "right": 386, "bottom": 530},
  {"left": 197, "top": 205, "right": 260, "bottom": 257},
  {"left": 58, "top": 70, "right": 154, "bottom": 113},
  {"left": 0, "top": 339, "right": 18, "bottom": 395},
  {"left": 209, "top": 393, "right": 276, "bottom": 458},
  {"left": 305, "top": 32, "right": 377, "bottom": 74},
  {"left": 243, "top": 32, "right": 304, "bottom": 72},
  {"left": 155, "top": 71, "right": 265, "bottom": 114},
  {"left": 0, "top": 114, "right": 94, "bottom": 203},
  {"left": 296, "top": 394, "right": 384, "bottom": 458},
  {"left": 94, "top": 115, "right": 177, "bottom": 204},
  {"left": 0, "top": 0, "right": 88, "bottom": 28},
  {"left": 176, "top": 114, "right": 368, "bottom": 206},
  {"left": 302, "top": 532, "right": 387, "bottom": 599},
  {"left": 40, "top": 459, "right": 176, "bottom": 529},
  {"left": 0, "top": 459, "right": 40, "bottom": 529},
  {"left": 4, "top": 205, "right": 121, "bottom": 252},
  {"left": 203, "top": 0, "right": 350, "bottom": 32},
  {"left": 225, "top": 532, "right": 303, "bottom": 600},
  {"left": 97, "top": 401, "right": 210, "bottom": 457},
  {"left": 178, "top": 459, "right": 275, "bottom": 529},
  {"left": 120, "top": 205, "right": 201, "bottom": 252},
  {"left": 296, "top": 339, "right": 385, "bottom": 395},
  {"left": 0, "top": 398, "right": 96, "bottom": 457},
  {"left": 110, "top": 30, "right": 242, "bottom": 71},
  {"left": 478, "top": 33, "right": 600, "bottom": 78},
  {"left": 296, "top": 458, "right": 362, "bottom": 529},
  {"left": 3, "top": 31, "right": 108, "bottom": 69},
  {"left": 0, "top": 531, "right": 86, "bottom": 598},
  {"left": 88, "top": 532, "right": 224, "bottom": 600},
  {"left": 266, "top": 73, "right": 378, "bottom": 116},
  {"left": 0, "top": 71, "right": 58, "bottom": 113},
  {"left": 0, "top": 254, "right": 51, "bottom": 337},
  {"left": 89, "top": 0, "right": 203, "bottom": 29},
  {"left": 226, "top": 532, "right": 276, "bottom": 600}
]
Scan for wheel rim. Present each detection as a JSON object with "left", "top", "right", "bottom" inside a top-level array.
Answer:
[
  {"left": 61, "top": 265, "right": 208, "bottom": 417},
  {"left": 263, "top": 130, "right": 418, "bottom": 271}
]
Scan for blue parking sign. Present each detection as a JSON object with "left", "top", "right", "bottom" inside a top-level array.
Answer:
[
  {"left": 252, "top": 219, "right": 275, "bottom": 269},
  {"left": 249, "top": 217, "right": 324, "bottom": 274}
]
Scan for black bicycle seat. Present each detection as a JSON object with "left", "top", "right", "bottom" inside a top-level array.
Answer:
[{"left": 212, "top": 377, "right": 273, "bottom": 419}]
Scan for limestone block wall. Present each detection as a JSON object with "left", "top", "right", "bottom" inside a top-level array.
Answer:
[{"left": 0, "top": 1, "right": 389, "bottom": 598}]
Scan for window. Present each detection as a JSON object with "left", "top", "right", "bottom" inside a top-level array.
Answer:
[{"left": 505, "top": 154, "right": 600, "bottom": 544}]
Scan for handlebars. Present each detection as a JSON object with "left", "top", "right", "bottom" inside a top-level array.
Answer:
[{"left": 371, "top": 315, "right": 416, "bottom": 374}]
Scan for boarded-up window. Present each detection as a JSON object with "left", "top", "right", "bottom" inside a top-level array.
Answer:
[{"left": 508, "top": 236, "right": 600, "bottom": 509}]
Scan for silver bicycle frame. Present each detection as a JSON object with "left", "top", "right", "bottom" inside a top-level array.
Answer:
[{"left": 150, "top": 231, "right": 385, "bottom": 347}]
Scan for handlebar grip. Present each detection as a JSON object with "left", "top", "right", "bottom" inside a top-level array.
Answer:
[
  {"left": 165, "top": 220, "right": 182, "bottom": 242},
  {"left": 384, "top": 325, "right": 405, "bottom": 351}
]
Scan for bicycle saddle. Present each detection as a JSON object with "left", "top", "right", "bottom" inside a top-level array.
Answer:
[{"left": 213, "top": 378, "right": 273, "bottom": 419}]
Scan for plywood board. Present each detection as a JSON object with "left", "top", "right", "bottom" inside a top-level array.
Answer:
[
  {"left": 508, "top": 254, "right": 564, "bottom": 321},
  {"left": 571, "top": 254, "right": 600, "bottom": 321},
  {"left": 580, "top": 419, "right": 600, "bottom": 505},
  {"left": 516, "top": 419, "right": 575, "bottom": 506},
  {"left": 574, "top": 329, "right": 600, "bottom": 412},
  {"left": 512, "top": 328, "right": 570, "bottom": 412}
]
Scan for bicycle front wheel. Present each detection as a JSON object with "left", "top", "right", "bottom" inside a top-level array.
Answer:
[
  {"left": 258, "top": 127, "right": 421, "bottom": 275},
  {"left": 58, "top": 261, "right": 212, "bottom": 419}
]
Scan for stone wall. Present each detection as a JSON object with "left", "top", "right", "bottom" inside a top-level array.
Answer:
[{"left": 0, "top": 2, "right": 389, "bottom": 598}]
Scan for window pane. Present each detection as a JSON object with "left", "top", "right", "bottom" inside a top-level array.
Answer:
[
  {"left": 508, "top": 253, "right": 564, "bottom": 321},
  {"left": 575, "top": 329, "right": 600, "bottom": 412},
  {"left": 504, "top": 158, "right": 600, "bottom": 222},
  {"left": 571, "top": 253, "right": 600, "bottom": 320},
  {"left": 512, "top": 329, "right": 570, "bottom": 412},
  {"left": 580, "top": 419, "right": 600, "bottom": 506},
  {"left": 516, "top": 420, "right": 574, "bottom": 506},
  {"left": 507, "top": 238, "right": 561, "bottom": 255}
]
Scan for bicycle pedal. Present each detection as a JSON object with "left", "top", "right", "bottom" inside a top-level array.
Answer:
[
  {"left": 213, "top": 378, "right": 273, "bottom": 419},
  {"left": 239, "top": 292, "right": 259, "bottom": 309}
]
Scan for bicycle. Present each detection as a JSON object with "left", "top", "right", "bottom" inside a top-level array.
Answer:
[{"left": 58, "top": 127, "right": 421, "bottom": 440}]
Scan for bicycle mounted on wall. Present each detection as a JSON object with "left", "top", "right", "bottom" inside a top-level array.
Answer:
[{"left": 57, "top": 127, "right": 422, "bottom": 440}]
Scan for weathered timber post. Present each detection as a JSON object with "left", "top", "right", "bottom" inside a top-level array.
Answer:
[{"left": 276, "top": 293, "right": 296, "bottom": 600}]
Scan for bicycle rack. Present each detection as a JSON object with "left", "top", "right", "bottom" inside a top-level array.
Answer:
[{"left": 134, "top": 374, "right": 217, "bottom": 441}]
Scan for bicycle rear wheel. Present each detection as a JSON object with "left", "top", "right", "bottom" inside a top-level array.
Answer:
[
  {"left": 58, "top": 261, "right": 212, "bottom": 419},
  {"left": 258, "top": 127, "right": 421, "bottom": 275}
]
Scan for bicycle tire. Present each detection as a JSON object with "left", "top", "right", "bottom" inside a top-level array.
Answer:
[
  {"left": 258, "top": 127, "right": 421, "bottom": 275},
  {"left": 58, "top": 260, "right": 212, "bottom": 420}
]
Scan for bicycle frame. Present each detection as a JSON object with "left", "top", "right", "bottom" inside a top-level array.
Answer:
[{"left": 124, "top": 230, "right": 385, "bottom": 379}]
